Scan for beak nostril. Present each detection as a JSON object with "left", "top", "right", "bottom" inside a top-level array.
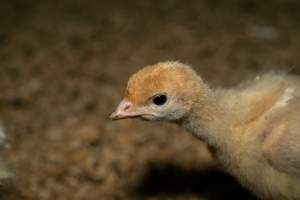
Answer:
[{"left": 124, "top": 104, "right": 131, "bottom": 111}]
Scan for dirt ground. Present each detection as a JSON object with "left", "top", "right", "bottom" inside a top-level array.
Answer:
[{"left": 0, "top": 0, "right": 300, "bottom": 199}]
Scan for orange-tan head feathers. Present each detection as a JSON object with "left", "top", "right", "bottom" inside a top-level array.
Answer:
[{"left": 110, "top": 61, "right": 205, "bottom": 121}]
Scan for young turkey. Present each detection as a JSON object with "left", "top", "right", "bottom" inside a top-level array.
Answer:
[{"left": 110, "top": 61, "right": 300, "bottom": 200}]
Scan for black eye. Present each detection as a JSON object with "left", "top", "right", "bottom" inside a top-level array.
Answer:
[{"left": 152, "top": 94, "right": 167, "bottom": 106}]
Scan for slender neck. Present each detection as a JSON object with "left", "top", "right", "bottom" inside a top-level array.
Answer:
[
  {"left": 181, "top": 78, "right": 286, "bottom": 151},
  {"left": 182, "top": 86, "right": 227, "bottom": 149}
]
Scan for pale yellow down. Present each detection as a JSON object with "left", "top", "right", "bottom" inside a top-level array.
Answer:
[{"left": 114, "top": 61, "right": 300, "bottom": 200}]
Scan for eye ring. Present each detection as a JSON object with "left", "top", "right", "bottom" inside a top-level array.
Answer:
[{"left": 152, "top": 94, "right": 167, "bottom": 106}]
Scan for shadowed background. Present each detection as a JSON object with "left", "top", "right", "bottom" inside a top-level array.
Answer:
[{"left": 0, "top": 0, "right": 299, "bottom": 199}]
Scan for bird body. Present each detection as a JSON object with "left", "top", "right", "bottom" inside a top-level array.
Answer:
[
  {"left": 184, "top": 73, "right": 300, "bottom": 199},
  {"left": 111, "top": 62, "right": 300, "bottom": 199}
]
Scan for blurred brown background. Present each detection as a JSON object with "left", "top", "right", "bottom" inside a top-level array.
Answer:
[{"left": 0, "top": 0, "right": 299, "bottom": 199}]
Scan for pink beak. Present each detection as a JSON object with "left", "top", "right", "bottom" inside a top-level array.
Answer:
[{"left": 110, "top": 99, "right": 142, "bottom": 120}]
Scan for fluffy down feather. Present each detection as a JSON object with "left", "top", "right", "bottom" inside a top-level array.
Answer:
[{"left": 111, "top": 61, "right": 300, "bottom": 199}]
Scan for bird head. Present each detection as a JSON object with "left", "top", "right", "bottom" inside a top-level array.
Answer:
[{"left": 110, "top": 61, "right": 206, "bottom": 121}]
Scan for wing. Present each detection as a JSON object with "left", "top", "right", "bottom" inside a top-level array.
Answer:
[{"left": 263, "top": 99, "right": 300, "bottom": 177}]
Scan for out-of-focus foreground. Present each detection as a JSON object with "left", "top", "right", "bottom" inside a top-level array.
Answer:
[{"left": 0, "top": 0, "right": 299, "bottom": 199}]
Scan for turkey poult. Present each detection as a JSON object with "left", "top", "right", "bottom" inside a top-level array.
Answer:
[{"left": 110, "top": 61, "right": 300, "bottom": 200}]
